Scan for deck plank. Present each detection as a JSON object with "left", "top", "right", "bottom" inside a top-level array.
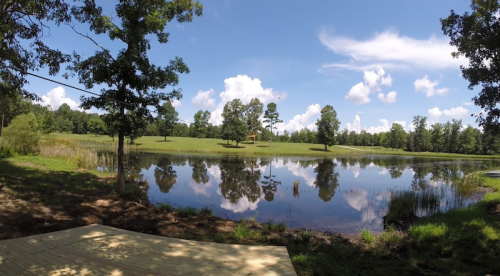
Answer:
[{"left": 0, "top": 224, "right": 296, "bottom": 276}]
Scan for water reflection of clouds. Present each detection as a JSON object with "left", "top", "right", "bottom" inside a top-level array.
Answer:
[
  {"left": 379, "top": 168, "right": 389, "bottom": 175},
  {"left": 207, "top": 165, "right": 221, "bottom": 183},
  {"left": 344, "top": 188, "right": 368, "bottom": 211},
  {"left": 218, "top": 188, "right": 262, "bottom": 213},
  {"left": 187, "top": 179, "right": 212, "bottom": 197},
  {"left": 350, "top": 164, "right": 361, "bottom": 178},
  {"left": 273, "top": 158, "right": 315, "bottom": 187},
  {"left": 343, "top": 188, "right": 385, "bottom": 225}
]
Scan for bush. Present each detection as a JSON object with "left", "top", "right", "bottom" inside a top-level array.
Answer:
[
  {"left": 360, "top": 228, "right": 376, "bottom": 244},
  {"left": 2, "top": 113, "right": 40, "bottom": 154},
  {"left": 0, "top": 142, "right": 16, "bottom": 157},
  {"left": 199, "top": 206, "right": 213, "bottom": 216},
  {"left": 298, "top": 229, "right": 312, "bottom": 243}
]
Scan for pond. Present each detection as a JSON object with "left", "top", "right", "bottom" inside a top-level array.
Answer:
[{"left": 106, "top": 153, "right": 499, "bottom": 233}]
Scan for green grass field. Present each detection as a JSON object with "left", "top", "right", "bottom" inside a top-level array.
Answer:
[
  {"left": 52, "top": 133, "right": 365, "bottom": 156},
  {"left": 53, "top": 133, "right": 500, "bottom": 159}
]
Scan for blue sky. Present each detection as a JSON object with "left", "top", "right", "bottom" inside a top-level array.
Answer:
[{"left": 25, "top": 0, "right": 481, "bottom": 134}]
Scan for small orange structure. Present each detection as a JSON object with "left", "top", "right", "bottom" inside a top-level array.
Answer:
[{"left": 248, "top": 131, "right": 258, "bottom": 144}]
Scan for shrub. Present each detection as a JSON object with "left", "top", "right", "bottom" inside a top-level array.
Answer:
[
  {"left": 159, "top": 203, "right": 175, "bottom": 212},
  {"left": 177, "top": 206, "right": 198, "bottom": 218},
  {"left": 298, "top": 229, "right": 312, "bottom": 243},
  {"left": 385, "top": 190, "right": 418, "bottom": 225},
  {"left": 199, "top": 206, "right": 213, "bottom": 216},
  {"left": 2, "top": 113, "right": 40, "bottom": 154},
  {"left": 266, "top": 221, "right": 287, "bottom": 232},
  {"left": 360, "top": 228, "right": 376, "bottom": 244}
]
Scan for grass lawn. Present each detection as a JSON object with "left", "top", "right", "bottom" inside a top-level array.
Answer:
[
  {"left": 53, "top": 133, "right": 364, "bottom": 156},
  {"left": 53, "top": 133, "right": 500, "bottom": 159}
]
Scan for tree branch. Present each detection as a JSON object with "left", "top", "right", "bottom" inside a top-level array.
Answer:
[{"left": 66, "top": 23, "right": 116, "bottom": 61}]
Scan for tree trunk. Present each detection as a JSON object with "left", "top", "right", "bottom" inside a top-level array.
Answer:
[
  {"left": 236, "top": 141, "right": 239, "bottom": 147},
  {"left": 117, "top": 104, "right": 126, "bottom": 194},
  {"left": 164, "top": 136, "right": 166, "bottom": 141},
  {"left": 270, "top": 126, "right": 273, "bottom": 147},
  {"left": 324, "top": 144, "right": 327, "bottom": 151}
]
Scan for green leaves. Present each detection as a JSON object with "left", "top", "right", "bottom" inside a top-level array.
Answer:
[
  {"left": 315, "top": 105, "right": 340, "bottom": 151},
  {"left": 263, "top": 102, "right": 282, "bottom": 147},
  {"left": 1, "top": 0, "right": 72, "bottom": 100},
  {"left": 441, "top": 0, "right": 500, "bottom": 132},
  {"left": 221, "top": 99, "right": 248, "bottom": 146},
  {"left": 157, "top": 101, "right": 178, "bottom": 140}
]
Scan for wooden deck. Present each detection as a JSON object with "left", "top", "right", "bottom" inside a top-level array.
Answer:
[{"left": 0, "top": 224, "right": 296, "bottom": 276}]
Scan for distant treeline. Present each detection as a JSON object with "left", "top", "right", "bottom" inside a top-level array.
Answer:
[{"left": 2, "top": 96, "right": 499, "bottom": 155}]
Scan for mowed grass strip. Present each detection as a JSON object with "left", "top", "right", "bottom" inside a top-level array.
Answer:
[
  {"left": 336, "top": 145, "right": 500, "bottom": 159},
  {"left": 52, "top": 133, "right": 364, "bottom": 156}
]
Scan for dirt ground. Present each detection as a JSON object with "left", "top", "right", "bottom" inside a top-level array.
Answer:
[{"left": 0, "top": 177, "right": 363, "bottom": 247}]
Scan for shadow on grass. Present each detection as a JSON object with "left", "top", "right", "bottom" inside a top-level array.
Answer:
[
  {"left": 155, "top": 140, "right": 175, "bottom": 143},
  {"left": 309, "top": 148, "right": 331, "bottom": 152},
  {"left": 0, "top": 158, "right": 115, "bottom": 239},
  {"left": 216, "top": 143, "right": 244, "bottom": 148}
]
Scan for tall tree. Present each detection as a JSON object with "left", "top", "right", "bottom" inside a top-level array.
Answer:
[
  {"left": 193, "top": 110, "right": 210, "bottom": 138},
  {"left": 412, "top": 116, "right": 429, "bottom": 152},
  {"left": 88, "top": 117, "right": 106, "bottom": 136},
  {"left": 389, "top": 123, "right": 405, "bottom": 151},
  {"left": 315, "top": 105, "right": 340, "bottom": 151},
  {"left": 442, "top": 1, "right": 500, "bottom": 132},
  {"left": 221, "top": 99, "right": 248, "bottom": 147},
  {"left": 68, "top": 0, "right": 202, "bottom": 193},
  {"left": 430, "top": 123, "right": 445, "bottom": 153},
  {"left": 245, "top": 97, "right": 263, "bottom": 140},
  {"left": 263, "top": 102, "right": 282, "bottom": 147},
  {"left": 460, "top": 125, "right": 477, "bottom": 154},
  {"left": 157, "top": 101, "right": 178, "bottom": 141},
  {"left": 449, "top": 119, "right": 462, "bottom": 153},
  {"left": 0, "top": 0, "right": 71, "bottom": 100}
]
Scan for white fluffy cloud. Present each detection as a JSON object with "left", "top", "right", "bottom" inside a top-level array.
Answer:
[
  {"left": 171, "top": 99, "right": 182, "bottom": 107},
  {"left": 275, "top": 104, "right": 321, "bottom": 133},
  {"left": 345, "top": 66, "right": 394, "bottom": 105},
  {"left": 208, "top": 75, "right": 286, "bottom": 125},
  {"left": 442, "top": 106, "right": 469, "bottom": 118},
  {"left": 363, "top": 118, "right": 407, "bottom": 134},
  {"left": 319, "top": 29, "right": 466, "bottom": 71},
  {"left": 462, "top": 101, "right": 474, "bottom": 106},
  {"left": 414, "top": 75, "right": 449, "bottom": 97},
  {"left": 39, "top": 86, "right": 83, "bottom": 111},
  {"left": 346, "top": 115, "right": 362, "bottom": 133},
  {"left": 427, "top": 106, "right": 469, "bottom": 121},
  {"left": 346, "top": 82, "right": 371, "bottom": 105},
  {"left": 377, "top": 91, "right": 397, "bottom": 103},
  {"left": 191, "top": 89, "right": 216, "bottom": 109}
]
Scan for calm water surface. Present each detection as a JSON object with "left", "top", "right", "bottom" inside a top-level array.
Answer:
[{"left": 116, "top": 153, "right": 498, "bottom": 233}]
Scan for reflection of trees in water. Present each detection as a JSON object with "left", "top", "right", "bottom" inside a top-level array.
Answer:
[
  {"left": 314, "top": 159, "right": 340, "bottom": 202},
  {"left": 124, "top": 153, "right": 145, "bottom": 182},
  {"left": 389, "top": 165, "right": 405, "bottom": 179},
  {"left": 191, "top": 159, "right": 209, "bottom": 184},
  {"left": 219, "top": 157, "right": 261, "bottom": 204},
  {"left": 261, "top": 158, "right": 281, "bottom": 201},
  {"left": 154, "top": 157, "right": 177, "bottom": 193}
]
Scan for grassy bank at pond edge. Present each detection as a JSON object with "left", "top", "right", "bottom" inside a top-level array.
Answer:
[
  {"left": 1, "top": 150, "right": 500, "bottom": 275},
  {"left": 53, "top": 133, "right": 500, "bottom": 159}
]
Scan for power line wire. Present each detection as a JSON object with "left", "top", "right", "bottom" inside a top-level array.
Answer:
[{"left": 1, "top": 64, "right": 136, "bottom": 107}]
